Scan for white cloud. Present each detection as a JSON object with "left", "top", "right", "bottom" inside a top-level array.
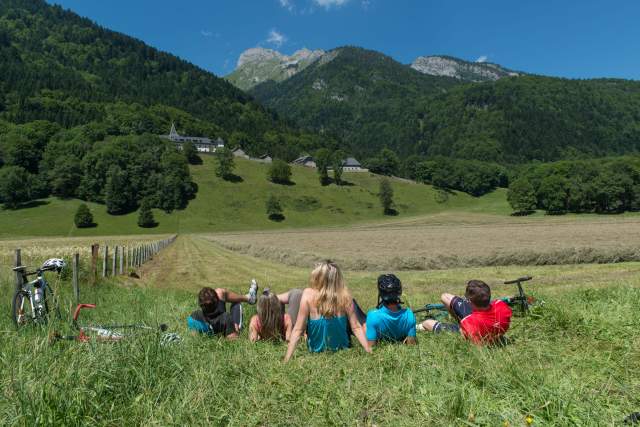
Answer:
[
  {"left": 279, "top": 0, "right": 294, "bottom": 11},
  {"left": 476, "top": 55, "right": 489, "bottom": 63},
  {"left": 313, "top": 0, "right": 350, "bottom": 9},
  {"left": 267, "top": 29, "right": 287, "bottom": 47},
  {"left": 361, "top": 0, "right": 371, "bottom": 9},
  {"left": 200, "top": 30, "right": 213, "bottom": 37}
]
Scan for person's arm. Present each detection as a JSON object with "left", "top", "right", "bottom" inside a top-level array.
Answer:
[
  {"left": 217, "top": 288, "right": 249, "bottom": 304},
  {"left": 405, "top": 311, "right": 417, "bottom": 344},
  {"left": 249, "top": 315, "right": 260, "bottom": 342},
  {"left": 365, "top": 312, "right": 377, "bottom": 348},
  {"left": 284, "top": 291, "right": 311, "bottom": 362},
  {"left": 347, "top": 303, "right": 372, "bottom": 353},
  {"left": 284, "top": 314, "right": 293, "bottom": 342}
]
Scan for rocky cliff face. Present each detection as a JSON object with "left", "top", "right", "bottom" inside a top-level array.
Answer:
[
  {"left": 227, "top": 47, "right": 325, "bottom": 91},
  {"left": 411, "top": 55, "right": 519, "bottom": 82}
]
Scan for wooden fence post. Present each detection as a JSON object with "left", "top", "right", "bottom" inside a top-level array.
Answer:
[
  {"left": 121, "top": 247, "right": 126, "bottom": 274},
  {"left": 14, "top": 249, "right": 22, "bottom": 291},
  {"left": 102, "top": 245, "right": 108, "bottom": 278},
  {"left": 72, "top": 253, "right": 79, "bottom": 302},
  {"left": 112, "top": 246, "right": 118, "bottom": 276},
  {"left": 91, "top": 244, "right": 99, "bottom": 285}
]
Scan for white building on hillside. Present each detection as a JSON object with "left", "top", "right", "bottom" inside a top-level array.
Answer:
[{"left": 160, "top": 123, "right": 224, "bottom": 153}]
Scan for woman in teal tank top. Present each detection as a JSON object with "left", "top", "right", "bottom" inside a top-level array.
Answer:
[{"left": 284, "top": 261, "right": 371, "bottom": 361}]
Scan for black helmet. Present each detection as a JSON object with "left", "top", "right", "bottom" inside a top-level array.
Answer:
[{"left": 377, "top": 274, "right": 402, "bottom": 307}]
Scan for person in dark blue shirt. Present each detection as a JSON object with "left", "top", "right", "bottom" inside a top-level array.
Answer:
[{"left": 366, "top": 274, "right": 417, "bottom": 346}]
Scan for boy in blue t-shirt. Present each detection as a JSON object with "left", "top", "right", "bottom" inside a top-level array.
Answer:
[{"left": 366, "top": 274, "right": 416, "bottom": 346}]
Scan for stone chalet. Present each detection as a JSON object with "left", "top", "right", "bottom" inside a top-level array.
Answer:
[
  {"left": 293, "top": 155, "right": 367, "bottom": 172},
  {"left": 160, "top": 123, "right": 224, "bottom": 153},
  {"left": 232, "top": 148, "right": 272, "bottom": 163},
  {"left": 291, "top": 155, "right": 317, "bottom": 168},
  {"left": 341, "top": 157, "right": 367, "bottom": 172}
]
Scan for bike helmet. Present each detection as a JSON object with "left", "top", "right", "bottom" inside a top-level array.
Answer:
[
  {"left": 377, "top": 274, "right": 403, "bottom": 307},
  {"left": 41, "top": 258, "right": 66, "bottom": 273}
]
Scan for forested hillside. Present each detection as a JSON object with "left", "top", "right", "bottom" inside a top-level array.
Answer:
[
  {"left": 0, "top": 0, "right": 336, "bottom": 213},
  {"left": 251, "top": 47, "right": 640, "bottom": 167},
  {"left": 251, "top": 47, "right": 459, "bottom": 158}
]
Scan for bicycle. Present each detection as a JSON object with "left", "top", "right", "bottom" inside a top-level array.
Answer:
[
  {"left": 49, "top": 303, "right": 181, "bottom": 345},
  {"left": 413, "top": 276, "right": 539, "bottom": 320},
  {"left": 11, "top": 258, "right": 65, "bottom": 327}
]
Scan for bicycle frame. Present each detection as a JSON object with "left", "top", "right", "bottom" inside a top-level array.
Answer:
[{"left": 13, "top": 266, "right": 51, "bottom": 324}]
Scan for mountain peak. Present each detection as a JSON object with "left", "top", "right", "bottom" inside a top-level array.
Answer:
[
  {"left": 237, "top": 47, "right": 283, "bottom": 68},
  {"left": 228, "top": 47, "right": 325, "bottom": 91},
  {"left": 411, "top": 55, "right": 520, "bottom": 82}
]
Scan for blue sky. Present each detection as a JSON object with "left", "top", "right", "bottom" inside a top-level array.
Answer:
[{"left": 48, "top": 0, "right": 640, "bottom": 80}]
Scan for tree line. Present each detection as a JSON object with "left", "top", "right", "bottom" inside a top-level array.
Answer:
[{"left": 508, "top": 157, "right": 640, "bottom": 215}]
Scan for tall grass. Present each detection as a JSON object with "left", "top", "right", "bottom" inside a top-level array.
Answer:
[{"left": 1, "top": 267, "right": 639, "bottom": 425}]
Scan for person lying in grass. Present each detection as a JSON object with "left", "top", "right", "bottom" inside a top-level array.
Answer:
[
  {"left": 365, "top": 274, "right": 416, "bottom": 346},
  {"left": 249, "top": 289, "right": 294, "bottom": 342},
  {"left": 418, "top": 280, "right": 512, "bottom": 344},
  {"left": 187, "top": 280, "right": 258, "bottom": 339},
  {"left": 284, "top": 260, "right": 371, "bottom": 361}
]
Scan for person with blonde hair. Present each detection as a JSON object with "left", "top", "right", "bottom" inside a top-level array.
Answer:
[
  {"left": 284, "top": 260, "right": 371, "bottom": 361},
  {"left": 249, "top": 289, "right": 293, "bottom": 342}
]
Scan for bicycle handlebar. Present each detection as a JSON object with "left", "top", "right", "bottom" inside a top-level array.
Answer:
[{"left": 504, "top": 276, "right": 532, "bottom": 285}]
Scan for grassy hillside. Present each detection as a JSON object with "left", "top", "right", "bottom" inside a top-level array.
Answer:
[
  {"left": 1, "top": 236, "right": 639, "bottom": 424},
  {"left": 0, "top": 156, "right": 510, "bottom": 238}
]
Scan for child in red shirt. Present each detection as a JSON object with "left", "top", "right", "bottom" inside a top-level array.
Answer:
[{"left": 419, "top": 280, "right": 512, "bottom": 344}]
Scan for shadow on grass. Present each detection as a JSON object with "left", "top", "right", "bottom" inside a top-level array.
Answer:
[
  {"left": 270, "top": 179, "right": 296, "bottom": 186},
  {"left": 223, "top": 174, "right": 244, "bottom": 183},
  {"left": 383, "top": 208, "right": 399, "bottom": 216},
  {"left": 9, "top": 200, "right": 50, "bottom": 210},
  {"left": 268, "top": 214, "right": 285, "bottom": 222},
  {"left": 138, "top": 222, "right": 159, "bottom": 228},
  {"left": 76, "top": 222, "right": 98, "bottom": 229}
]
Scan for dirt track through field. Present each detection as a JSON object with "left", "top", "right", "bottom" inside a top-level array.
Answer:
[{"left": 134, "top": 235, "right": 310, "bottom": 291}]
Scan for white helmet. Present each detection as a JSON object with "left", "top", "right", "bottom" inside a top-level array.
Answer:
[{"left": 41, "top": 258, "right": 66, "bottom": 272}]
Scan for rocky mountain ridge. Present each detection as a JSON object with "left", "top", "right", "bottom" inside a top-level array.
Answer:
[{"left": 411, "top": 55, "right": 520, "bottom": 82}]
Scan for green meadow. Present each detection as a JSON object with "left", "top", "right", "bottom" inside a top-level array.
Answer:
[
  {"left": 0, "top": 156, "right": 510, "bottom": 238},
  {"left": 1, "top": 236, "right": 639, "bottom": 425}
]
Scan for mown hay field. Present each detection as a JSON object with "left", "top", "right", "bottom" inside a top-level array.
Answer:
[{"left": 206, "top": 216, "right": 640, "bottom": 270}]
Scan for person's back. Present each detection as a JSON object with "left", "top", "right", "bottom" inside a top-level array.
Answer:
[
  {"left": 366, "top": 305, "right": 416, "bottom": 342},
  {"left": 366, "top": 274, "right": 416, "bottom": 345},
  {"left": 303, "top": 288, "right": 350, "bottom": 352},
  {"left": 284, "top": 261, "right": 371, "bottom": 361},
  {"left": 460, "top": 299, "right": 511, "bottom": 344}
]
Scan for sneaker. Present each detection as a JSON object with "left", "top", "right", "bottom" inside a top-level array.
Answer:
[{"left": 246, "top": 279, "right": 258, "bottom": 305}]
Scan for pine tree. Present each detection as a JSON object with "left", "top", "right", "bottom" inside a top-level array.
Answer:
[
  {"left": 137, "top": 199, "right": 156, "bottom": 228},
  {"left": 379, "top": 178, "right": 395, "bottom": 215},
  {"left": 267, "top": 159, "right": 292, "bottom": 184},
  {"left": 215, "top": 147, "right": 235, "bottom": 179},
  {"left": 74, "top": 203, "right": 94, "bottom": 228}
]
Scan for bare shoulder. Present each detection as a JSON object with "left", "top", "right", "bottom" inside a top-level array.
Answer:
[{"left": 215, "top": 288, "right": 226, "bottom": 300}]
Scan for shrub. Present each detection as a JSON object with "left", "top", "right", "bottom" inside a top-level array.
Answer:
[
  {"left": 74, "top": 203, "right": 94, "bottom": 228},
  {"left": 215, "top": 147, "right": 235, "bottom": 179},
  {"left": 265, "top": 194, "right": 284, "bottom": 221}
]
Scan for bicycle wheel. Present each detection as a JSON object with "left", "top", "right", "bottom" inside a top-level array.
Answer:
[{"left": 12, "top": 290, "right": 34, "bottom": 327}]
